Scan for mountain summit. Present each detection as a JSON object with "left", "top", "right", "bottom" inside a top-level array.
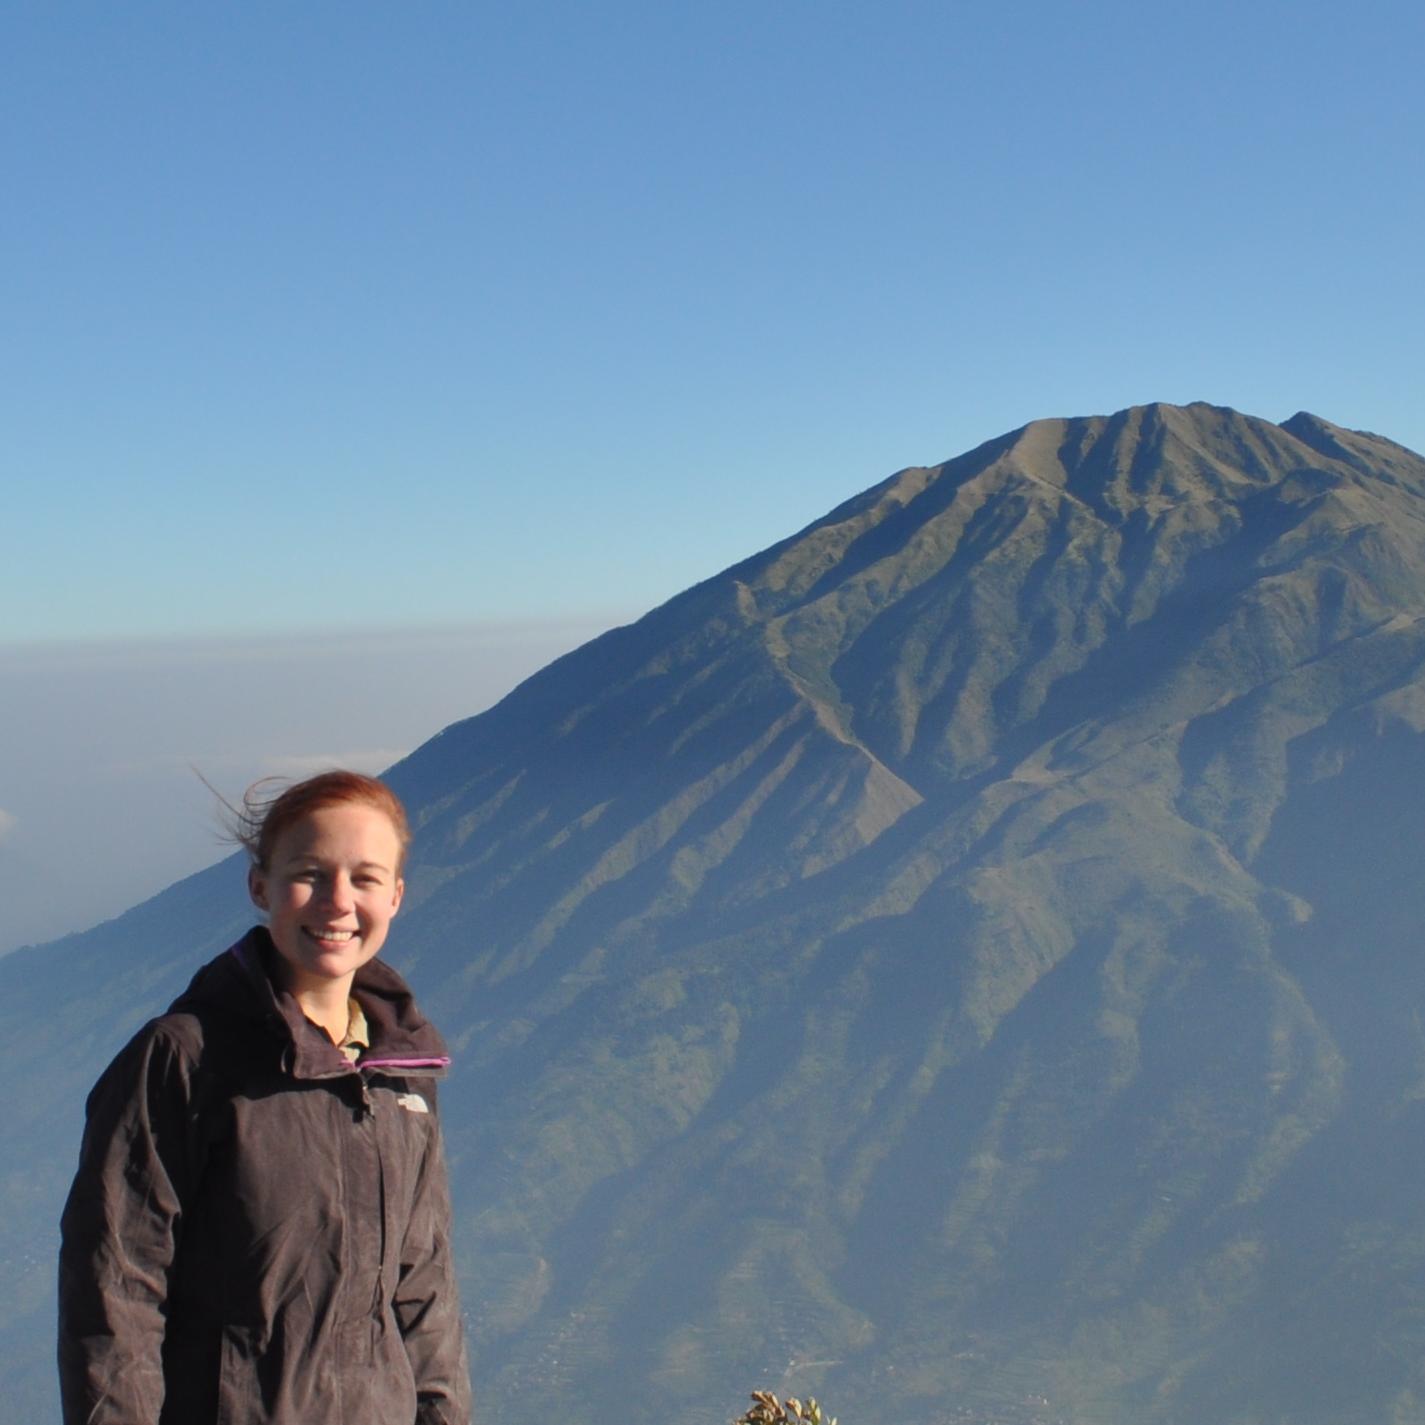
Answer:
[{"left": 8, "top": 402, "right": 1425, "bottom": 1424}]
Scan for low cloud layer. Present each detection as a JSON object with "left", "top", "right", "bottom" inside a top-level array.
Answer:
[{"left": 0, "top": 616, "right": 623, "bottom": 954}]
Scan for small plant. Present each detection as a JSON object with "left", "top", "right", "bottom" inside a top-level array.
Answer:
[{"left": 735, "top": 1390, "right": 837, "bottom": 1425}]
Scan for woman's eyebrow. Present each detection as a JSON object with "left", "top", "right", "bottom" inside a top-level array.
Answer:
[{"left": 280, "top": 856, "right": 392, "bottom": 872}]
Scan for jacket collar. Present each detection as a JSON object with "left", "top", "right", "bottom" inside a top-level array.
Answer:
[{"left": 180, "top": 927, "right": 451, "bottom": 1080}]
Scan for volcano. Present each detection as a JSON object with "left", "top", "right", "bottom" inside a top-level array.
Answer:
[{"left": 8, "top": 402, "right": 1425, "bottom": 1424}]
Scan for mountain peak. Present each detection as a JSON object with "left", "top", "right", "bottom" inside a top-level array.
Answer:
[{"left": 959, "top": 400, "right": 1335, "bottom": 514}]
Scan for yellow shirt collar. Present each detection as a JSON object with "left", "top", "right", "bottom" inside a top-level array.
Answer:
[{"left": 339, "top": 998, "right": 370, "bottom": 1063}]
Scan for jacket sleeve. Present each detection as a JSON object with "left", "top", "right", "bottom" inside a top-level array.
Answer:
[
  {"left": 57, "top": 1026, "right": 201, "bottom": 1425},
  {"left": 393, "top": 1085, "right": 472, "bottom": 1425}
]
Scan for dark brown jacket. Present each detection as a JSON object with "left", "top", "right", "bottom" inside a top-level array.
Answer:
[{"left": 58, "top": 928, "right": 471, "bottom": 1425}]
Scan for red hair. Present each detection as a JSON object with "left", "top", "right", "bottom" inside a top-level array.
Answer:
[{"left": 237, "top": 771, "right": 411, "bottom": 871}]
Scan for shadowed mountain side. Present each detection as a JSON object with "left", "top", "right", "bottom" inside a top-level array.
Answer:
[{"left": 7, "top": 402, "right": 1425, "bottom": 1424}]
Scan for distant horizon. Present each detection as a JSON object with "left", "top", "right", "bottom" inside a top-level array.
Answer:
[
  {"left": 0, "top": 613, "right": 627, "bottom": 955},
  {"left": 9, "top": 397, "right": 1423, "bottom": 652}
]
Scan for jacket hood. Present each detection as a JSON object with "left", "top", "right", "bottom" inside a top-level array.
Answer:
[{"left": 168, "top": 926, "right": 452, "bottom": 1080}]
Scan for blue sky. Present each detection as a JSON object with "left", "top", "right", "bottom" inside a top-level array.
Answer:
[{"left": 3, "top": 0, "right": 1423, "bottom": 946}]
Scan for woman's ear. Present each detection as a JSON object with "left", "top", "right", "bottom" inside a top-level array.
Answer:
[{"left": 248, "top": 865, "right": 268, "bottom": 911}]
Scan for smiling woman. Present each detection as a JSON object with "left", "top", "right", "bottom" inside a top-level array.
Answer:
[
  {"left": 57, "top": 770, "right": 471, "bottom": 1425},
  {"left": 242, "top": 774, "right": 410, "bottom": 1042}
]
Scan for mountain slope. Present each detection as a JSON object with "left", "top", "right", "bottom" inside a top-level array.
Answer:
[{"left": 7, "top": 402, "right": 1425, "bottom": 1424}]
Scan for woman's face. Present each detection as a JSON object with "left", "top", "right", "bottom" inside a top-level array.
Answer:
[{"left": 248, "top": 801, "right": 405, "bottom": 998}]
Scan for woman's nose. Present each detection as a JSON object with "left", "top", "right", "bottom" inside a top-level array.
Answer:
[{"left": 324, "top": 874, "right": 355, "bottom": 911}]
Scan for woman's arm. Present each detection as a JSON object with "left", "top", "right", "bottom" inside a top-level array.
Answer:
[
  {"left": 393, "top": 1087, "right": 472, "bottom": 1425},
  {"left": 57, "top": 1025, "right": 199, "bottom": 1425}
]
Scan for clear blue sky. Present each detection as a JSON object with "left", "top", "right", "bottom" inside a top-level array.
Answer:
[{"left": 2, "top": 0, "right": 1422, "bottom": 948}]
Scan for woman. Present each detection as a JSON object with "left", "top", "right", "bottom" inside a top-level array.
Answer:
[{"left": 58, "top": 771, "right": 471, "bottom": 1425}]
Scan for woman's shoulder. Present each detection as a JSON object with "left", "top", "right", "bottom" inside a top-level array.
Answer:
[{"left": 92, "top": 934, "right": 278, "bottom": 1090}]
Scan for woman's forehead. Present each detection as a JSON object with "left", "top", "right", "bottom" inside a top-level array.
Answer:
[{"left": 270, "top": 802, "right": 403, "bottom": 860}]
